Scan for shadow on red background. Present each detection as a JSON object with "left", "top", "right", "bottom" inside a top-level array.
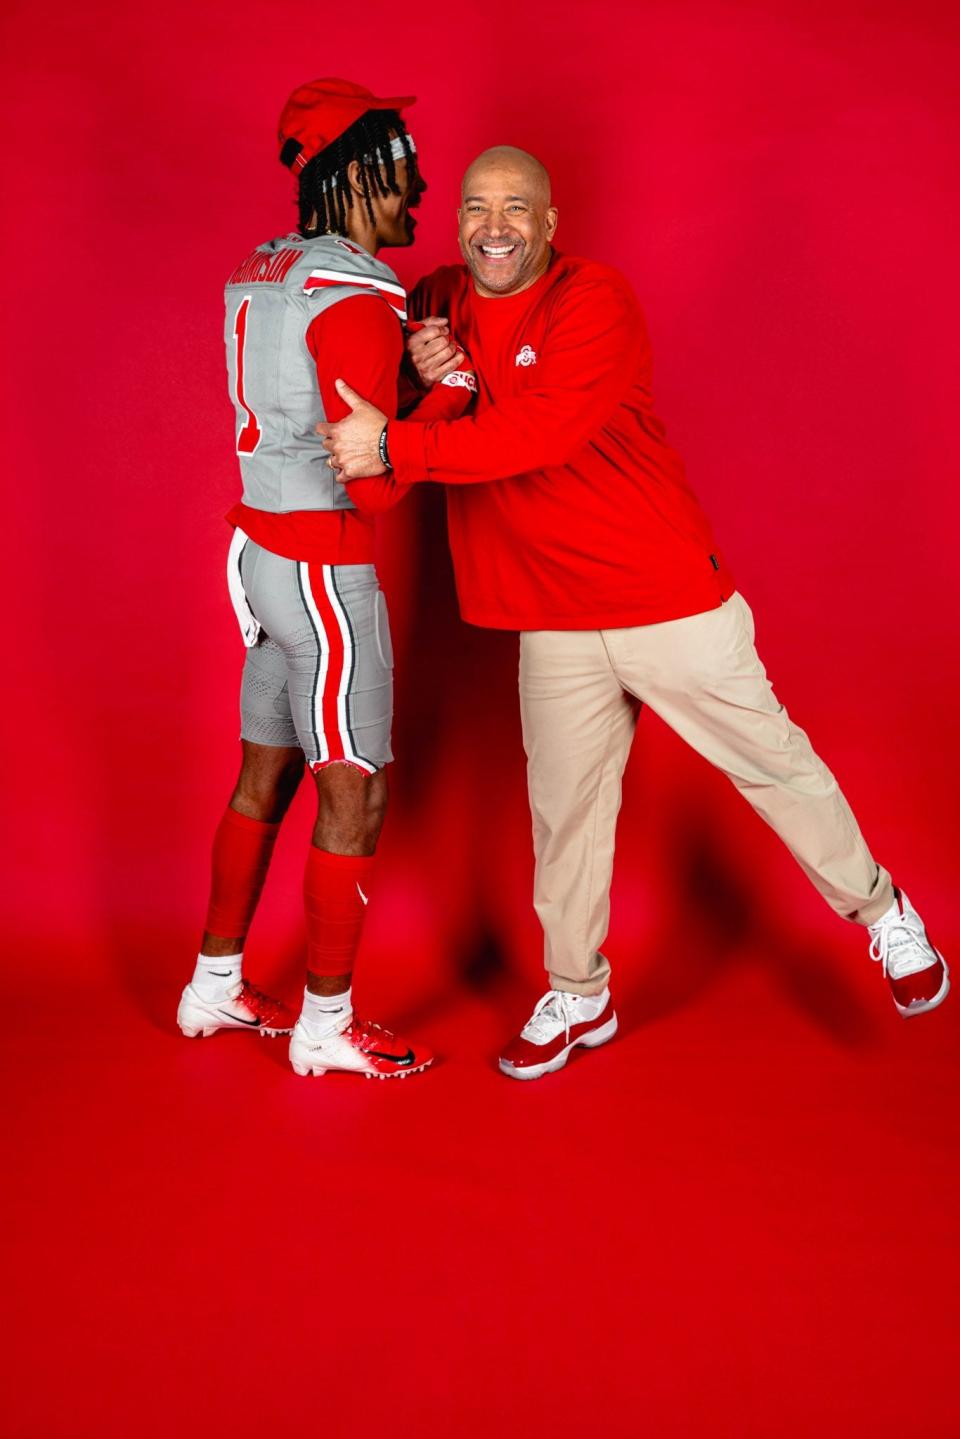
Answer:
[{"left": 3, "top": 1, "right": 959, "bottom": 1434}]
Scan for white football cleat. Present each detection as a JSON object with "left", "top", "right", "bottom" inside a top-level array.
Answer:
[
  {"left": 177, "top": 978, "right": 295, "bottom": 1038},
  {"left": 288, "top": 1013, "right": 433, "bottom": 1080}
]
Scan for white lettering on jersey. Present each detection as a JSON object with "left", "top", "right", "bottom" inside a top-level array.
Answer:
[{"left": 515, "top": 345, "right": 537, "bottom": 367}]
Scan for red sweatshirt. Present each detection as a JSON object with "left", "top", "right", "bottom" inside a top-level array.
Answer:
[
  {"left": 229, "top": 295, "right": 467, "bottom": 563},
  {"left": 390, "top": 253, "right": 734, "bottom": 630}
]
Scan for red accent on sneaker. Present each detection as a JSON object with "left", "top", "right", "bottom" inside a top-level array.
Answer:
[
  {"left": 889, "top": 954, "right": 948, "bottom": 1012},
  {"left": 500, "top": 996, "right": 615, "bottom": 1074},
  {"left": 348, "top": 1017, "right": 434, "bottom": 1077}
]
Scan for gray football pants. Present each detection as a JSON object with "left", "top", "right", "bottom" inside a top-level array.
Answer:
[{"left": 230, "top": 531, "right": 394, "bottom": 773}]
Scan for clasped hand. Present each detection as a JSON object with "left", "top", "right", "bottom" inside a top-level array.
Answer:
[
  {"left": 406, "top": 315, "right": 465, "bottom": 386},
  {"left": 317, "top": 316, "right": 465, "bottom": 479},
  {"left": 316, "top": 381, "right": 388, "bottom": 479}
]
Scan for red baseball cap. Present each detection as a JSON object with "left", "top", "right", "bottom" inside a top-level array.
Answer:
[{"left": 278, "top": 78, "right": 416, "bottom": 175}]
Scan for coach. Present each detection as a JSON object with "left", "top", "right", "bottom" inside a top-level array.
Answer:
[{"left": 319, "top": 145, "right": 947, "bottom": 1079}]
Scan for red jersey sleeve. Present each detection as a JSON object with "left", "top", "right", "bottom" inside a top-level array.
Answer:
[
  {"left": 387, "top": 273, "right": 644, "bottom": 486},
  {"left": 307, "top": 294, "right": 410, "bottom": 515}
]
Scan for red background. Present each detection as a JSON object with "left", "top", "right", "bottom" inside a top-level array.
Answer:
[{"left": 4, "top": 2, "right": 959, "bottom": 1434}]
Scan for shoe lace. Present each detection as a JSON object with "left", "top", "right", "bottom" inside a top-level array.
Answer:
[
  {"left": 348, "top": 1016, "right": 396, "bottom": 1053},
  {"left": 239, "top": 978, "right": 284, "bottom": 1023},
  {"left": 522, "top": 990, "right": 578, "bottom": 1045},
  {"left": 868, "top": 907, "right": 931, "bottom": 979}
]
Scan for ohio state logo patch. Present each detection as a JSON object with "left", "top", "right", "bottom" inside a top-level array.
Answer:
[{"left": 515, "top": 345, "right": 537, "bottom": 367}]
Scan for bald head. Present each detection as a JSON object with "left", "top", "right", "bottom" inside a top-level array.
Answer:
[
  {"left": 458, "top": 146, "right": 558, "bottom": 297},
  {"left": 462, "top": 146, "right": 552, "bottom": 206}
]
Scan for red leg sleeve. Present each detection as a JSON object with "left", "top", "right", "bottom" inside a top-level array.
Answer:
[
  {"left": 204, "top": 807, "right": 281, "bottom": 939},
  {"left": 303, "top": 845, "right": 375, "bottom": 979}
]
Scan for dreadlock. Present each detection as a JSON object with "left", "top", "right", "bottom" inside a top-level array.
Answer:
[{"left": 296, "top": 109, "right": 414, "bottom": 238}]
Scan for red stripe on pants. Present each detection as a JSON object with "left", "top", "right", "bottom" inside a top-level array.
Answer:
[{"left": 307, "top": 564, "right": 346, "bottom": 763}]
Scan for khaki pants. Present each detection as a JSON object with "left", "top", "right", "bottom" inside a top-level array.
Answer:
[{"left": 519, "top": 593, "right": 893, "bottom": 995}]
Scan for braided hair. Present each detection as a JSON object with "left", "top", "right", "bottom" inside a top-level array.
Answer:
[{"left": 296, "top": 109, "right": 414, "bottom": 238}]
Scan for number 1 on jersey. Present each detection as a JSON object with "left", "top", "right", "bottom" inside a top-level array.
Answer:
[{"left": 233, "top": 295, "right": 262, "bottom": 455}]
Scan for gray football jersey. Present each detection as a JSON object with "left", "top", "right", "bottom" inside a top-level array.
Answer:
[{"left": 224, "top": 234, "right": 407, "bottom": 513}]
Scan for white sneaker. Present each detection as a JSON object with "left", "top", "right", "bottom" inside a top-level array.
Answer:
[
  {"left": 177, "top": 978, "right": 295, "bottom": 1038},
  {"left": 288, "top": 1013, "right": 434, "bottom": 1080},
  {"left": 499, "top": 987, "right": 618, "bottom": 1080},
  {"left": 867, "top": 889, "right": 950, "bottom": 1018}
]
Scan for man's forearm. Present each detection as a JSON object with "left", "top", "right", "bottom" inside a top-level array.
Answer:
[
  {"left": 390, "top": 290, "right": 641, "bottom": 486},
  {"left": 387, "top": 380, "right": 629, "bottom": 487}
]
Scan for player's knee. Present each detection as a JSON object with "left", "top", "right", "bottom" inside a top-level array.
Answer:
[
  {"left": 233, "top": 747, "right": 304, "bottom": 821},
  {"left": 312, "top": 761, "right": 387, "bottom": 847}
]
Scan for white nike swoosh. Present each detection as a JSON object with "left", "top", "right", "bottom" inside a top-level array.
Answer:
[{"left": 356, "top": 883, "right": 369, "bottom": 906}]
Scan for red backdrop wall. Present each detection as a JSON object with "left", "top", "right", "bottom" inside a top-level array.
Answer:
[
  {"left": 3, "top": 2, "right": 959, "bottom": 1434},
  {"left": 6, "top": 0, "right": 958, "bottom": 988}
]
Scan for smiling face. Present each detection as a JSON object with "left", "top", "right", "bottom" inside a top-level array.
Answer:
[{"left": 458, "top": 147, "right": 558, "bottom": 297}]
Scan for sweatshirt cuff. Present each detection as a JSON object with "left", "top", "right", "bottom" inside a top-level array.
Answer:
[{"left": 386, "top": 419, "right": 430, "bottom": 484}]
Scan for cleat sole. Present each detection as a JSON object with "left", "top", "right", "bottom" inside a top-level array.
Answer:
[
  {"left": 366, "top": 1059, "right": 433, "bottom": 1080},
  {"left": 290, "top": 1059, "right": 434, "bottom": 1080}
]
